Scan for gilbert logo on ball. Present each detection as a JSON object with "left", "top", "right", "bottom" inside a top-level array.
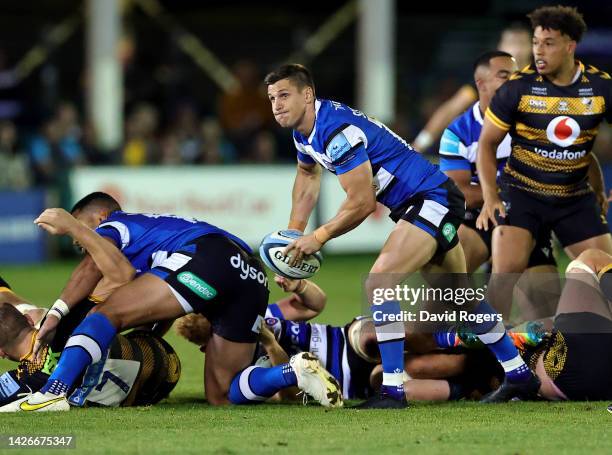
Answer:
[
  {"left": 259, "top": 230, "right": 323, "bottom": 279},
  {"left": 546, "top": 116, "right": 580, "bottom": 148}
]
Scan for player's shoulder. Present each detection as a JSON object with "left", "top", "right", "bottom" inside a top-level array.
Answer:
[
  {"left": 316, "top": 98, "right": 354, "bottom": 131},
  {"left": 446, "top": 103, "right": 479, "bottom": 141},
  {"left": 316, "top": 99, "right": 367, "bottom": 150},
  {"left": 583, "top": 62, "right": 612, "bottom": 84}
]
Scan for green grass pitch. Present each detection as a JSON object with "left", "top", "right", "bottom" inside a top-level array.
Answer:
[{"left": 0, "top": 256, "right": 610, "bottom": 454}]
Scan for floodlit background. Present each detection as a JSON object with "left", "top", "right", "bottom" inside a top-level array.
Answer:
[{"left": 0, "top": 0, "right": 611, "bottom": 262}]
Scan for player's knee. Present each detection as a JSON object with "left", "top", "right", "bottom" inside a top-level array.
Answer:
[
  {"left": 576, "top": 248, "right": 611, "bottom": 271},
  {"left": 492, "top": 254, "right": 529, "bottom": 273},
  {"left": 88, "top": 304, "right": 125, "bottom": 331}
]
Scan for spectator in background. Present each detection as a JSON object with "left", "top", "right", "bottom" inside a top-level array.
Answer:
[
  {"left": 28, "top": 113, "right": 84, "bottom": 209},
  {"left": 171, "top": 102, "right": 201, "bottom": 163},
  {"left": 250, "top": 130, "right": 277, "bottom": 163},
  {"left": 121, "top": 103, "right": 160, "bottom": 165},
  {"left": 218, "top": 60, "right": 274, "bottom": 159},
  {"left": 0, "top": 121, "right": 30, "bottom": 190},
  {"left": 200, "top": 117, "right": 236, "bottom": 164}
]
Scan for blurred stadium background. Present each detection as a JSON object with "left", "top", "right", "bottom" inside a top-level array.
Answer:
[{"left": 1, "top": 0, "right": 612, "bottom": 265}]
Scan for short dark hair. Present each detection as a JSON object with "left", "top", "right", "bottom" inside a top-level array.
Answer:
[
  {"left": 0, "top": 303, "right": 30, "bottom": 349},
  {"left": 528, "top": 5, "right": 587, "bottom": 42},
  {"left": 71, "top": 192, "right": 121, "bottom": 215},
  {"left": 473, "top": 50, "right": 514, "bottom": 73},
  {"left": 264, "top": 64, "right": 315, "bottom": 95}
]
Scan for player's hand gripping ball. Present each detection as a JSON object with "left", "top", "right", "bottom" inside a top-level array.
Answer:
[{"left": 259, "top": 230, "right": 323, "bottom": 279}]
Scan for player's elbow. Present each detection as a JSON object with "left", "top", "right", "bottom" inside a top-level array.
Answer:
[{"left": 358, "top": 197, "right": 377, "bottom": 218}]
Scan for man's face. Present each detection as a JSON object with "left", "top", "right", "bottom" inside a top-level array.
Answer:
[
  {"left": 478, "top": 56, "right": 517, "bottom": 98},
  {"left": 267, "top": 79, "right": 311, "bottom": 129},
  {"left": 532, "top": 26, "right": 575, "bottom": 75}
]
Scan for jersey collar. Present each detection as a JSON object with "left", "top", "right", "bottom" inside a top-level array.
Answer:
[
  {"left": 473, "top": 101, "right": 483, "bottom": 125},
  {"left": 306, "top": 99, "right": 322, "bottom": 143},
  {"left": 571, "top": 60, "right": 584, "bottom": 84}
]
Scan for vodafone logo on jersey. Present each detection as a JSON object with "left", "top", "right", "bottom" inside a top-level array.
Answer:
[{"left": 546, "top": 116, "right": 580, "bottom": 147}]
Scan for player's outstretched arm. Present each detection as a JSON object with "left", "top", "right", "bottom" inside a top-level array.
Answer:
[
  {"left": 413, "top": 85, "right": 478, "bottom": 151},
  {"left": 288, "top": 161, "right": 321, "bottom": 232},
  {"left": 35, "top": 208, "right": 135, "bottom": 288},
  {"left": 476, "top": 118, "right": 507, "bottom": 230},
  {"left": 274, "top": 276, "right": 327, "bottom": 321}
]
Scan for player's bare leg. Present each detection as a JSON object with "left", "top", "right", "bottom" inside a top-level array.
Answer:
[
  {"left": 205, "top": 334, "right": 257, "bottom": 405},
  {"left": 357, "top": 221, "right": 438, "bottom": 408},
  {"left": 564, "top": 233, "right": 612, "bottom": 259},
  {"left": 457, "top": 225, "right": 489, "bottom": 273},
  {"left": 514, "top": 264, "right": 560, "bottom": 321},
  {"left": 489, "top": 225, "right": 534, "bottom": 319},
  {"left": 16, "top": 274, "right": 187, "bottom": 412}
]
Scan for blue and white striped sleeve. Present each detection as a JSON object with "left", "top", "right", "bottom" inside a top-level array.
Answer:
[
  {"left": 439, "top": 128, "right": 470, "bottom": 172},
  {"left": 95, "top": 220, "right": 131, "bottom": 250}
]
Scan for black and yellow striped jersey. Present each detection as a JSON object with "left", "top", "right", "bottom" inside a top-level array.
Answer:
[
  {"left": 486, "top": 61, "right": 612, "bottom": 199},
  {"left": 0, "top": 299, "right": 180, "bottom": 408}
]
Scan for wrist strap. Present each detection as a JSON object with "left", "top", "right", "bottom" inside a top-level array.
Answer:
[{"left": 48, "top": 299, "right": 70, "bottom": 320}]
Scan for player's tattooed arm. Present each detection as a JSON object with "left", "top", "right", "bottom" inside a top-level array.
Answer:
[
  {"left": 288, "top": 161, "right": 321, "bottom": 232},
  {"left": 476, "top": 118, "right": 508, "bottom": 230},
  {"left": 587, "top": 153, "right": 607, "bottom": 216}
]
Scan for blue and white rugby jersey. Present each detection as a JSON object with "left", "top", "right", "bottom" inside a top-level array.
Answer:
[
  {"left": 293, "top": 99, "right": 448, "bottom": 210},
  {"left": 262, "top": 305, "right": 373, "bottom": 399},
  {"left": 95, "top": 211, "right": 250, "bottom": 276},
  {"left": 439, "top": 101, "right": 511, "bottom": 184}
]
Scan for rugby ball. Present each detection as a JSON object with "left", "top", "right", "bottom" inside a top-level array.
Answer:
[{"left": 259, "top": 229, "right": 323, "bottom": 279}]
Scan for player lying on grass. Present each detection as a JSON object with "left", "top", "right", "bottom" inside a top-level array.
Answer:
[
  {"left": 523, "top": 248, "right": 612, "bottom": 401},
  {"left": 10, "top": 193, "right": 341, "bottom": 412},
  {"left": 0, "top": 276, "right": 181, "bottom": 410},
  {"left": 177, "top": 276, "right": 542, "bottom": 403}
]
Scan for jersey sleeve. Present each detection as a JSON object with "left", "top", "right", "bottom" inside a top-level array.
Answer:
[
  {"left": 293, "top": 136, "right": 315, "bottom": 165},
  {"left": 324, "top": 124, "right": 369, "bottom": 174},
  {"left": 439, "top": 128, "right": 471, "bottom": 172},
  {"left": 95, "top": 219, "right": 131, "bottom": 250},
  {"left": 486, "top": 80, "right": 520, "bottom": 132}
]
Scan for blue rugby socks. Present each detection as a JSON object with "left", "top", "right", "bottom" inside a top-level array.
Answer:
[
  {"left": 469, "top": 301, "right": 531, "bottom": 383},
  {"left": 229, "top": 364, "right": 297, "bottom": 404},
  {"left": 372, "top": 301, "right": 406, "bottom": 400},
  {"left": 41, "top": 313, "right": 117, "bottom": 396}
]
